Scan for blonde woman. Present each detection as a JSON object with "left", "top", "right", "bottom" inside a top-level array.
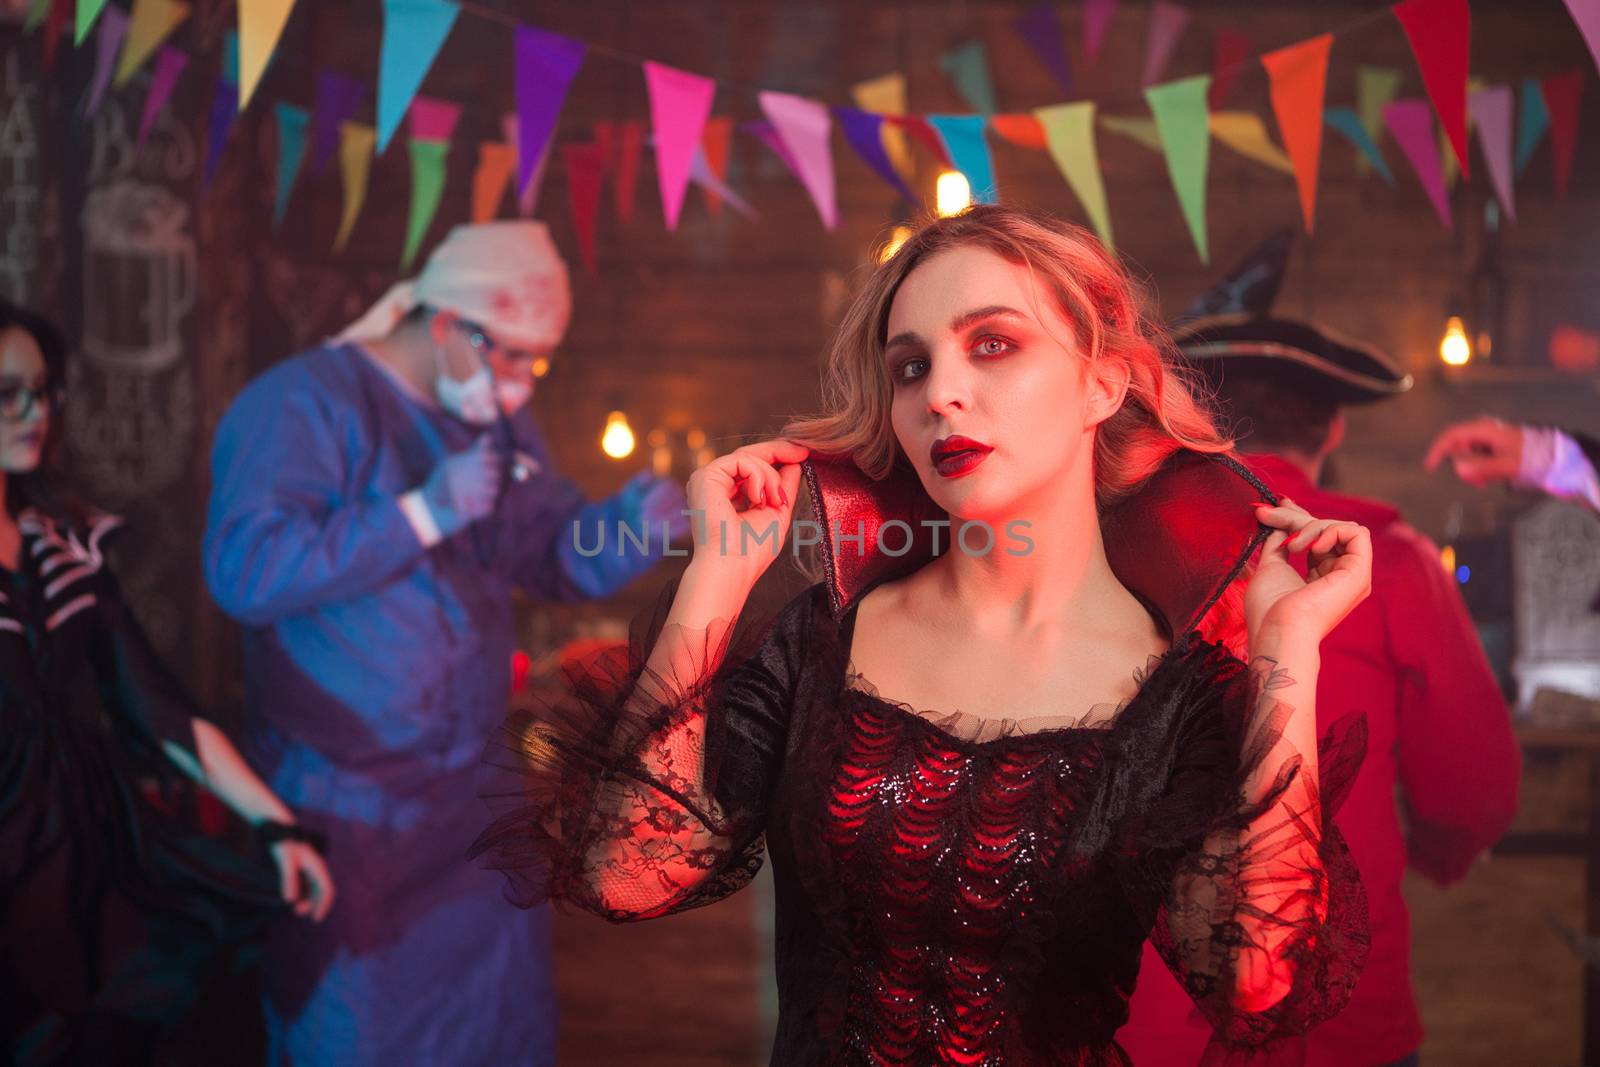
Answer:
[{"left": 474, "top": 206, "right": 1372, "bottom": 1065}]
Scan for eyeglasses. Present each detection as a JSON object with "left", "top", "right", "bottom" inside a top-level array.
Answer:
[
  {"left": 0, "top": 381, "right": 59, "bottom": 423},
  {"left": 454, "top": 317, "right": 541, "bottom": 367}
]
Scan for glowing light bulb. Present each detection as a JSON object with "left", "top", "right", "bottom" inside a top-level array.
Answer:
[
  {"left": 878, "top": 225, "right": 913, "bottom": 263},
  {"left": 1439, "top": 316, "right": 1471, "bottom": 366},
  {"left": 936, "top": 170, "right": 972, "bottom": 217},
  {"left": 601, "top": 410, "right": 636, "bottom": 459}
]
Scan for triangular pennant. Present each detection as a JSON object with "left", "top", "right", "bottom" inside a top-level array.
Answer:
[
  {"left": 1261, "top": 33, "right": 1331, "bottom": 233},
  {"left": 564, "top": 142, "right": 606, "bottom": 274},
  {"left": 115, "top": 0, "right": 190, "bottom": 88},
  {"left": 643, "top": 61, "right": 716, "bottom": 230},
  {"left": 335, "top": 121, "right": 376, "bottom": 252},
  {"left": 889, "top": 115, "right": 954, "bottom": 166},
  {"left": 1142, "top": 1, "right": 1190, "bottom": 87},
  {"left": 759, "top": 91, "right": 839, "bottom": 227},
  {"left": 238, "top": 0, "right": 295, "bottom": 109},
  {"left": 42, "top": 0, "right": 71, "bottom": 74},
  {"left": 745, "top": 119, "right": 799, "bottom": 173},
  {"left": 1393, "top": 0, "right": 1470, "bottom": 177},
  {"left": 1561, "top": 0, "right": 1600, "bottom": 76},
  {"left": 501, "top": 111, "right": 549, "bottom": 216},
  {"left": 203, "top": 79, "right": 239, "bottom": 186},
  {"left": 409, "top": 94, "right": 460, "bottom": 143},
  {"left": 471, "top": 142, "right": 517, "bottom": 223},
  {"left": 403, "top": 138, "right": 451, "bottom": 270},
  {"left": 689, "top": 148, "right": 759, "bottom": 220},
  {"left": 1035, "top": 101, "right": 1113, "bottom": 248},
  {"left": 24, "top": 0, "right": 51, "bottom": 34},
  {"left": 1208, "top": 28, "right": 1251, "bottom": 110},
  {"left": 1013, "top": 3, "right": 1074, "bottom": 96},
  {"left": 990, "top": 113, "right": 1048, "bottom": 150},
  {"left": 699, "top": 115, "right": 734, "bottom": 215},
  {"left": 1098, "top": 113, "right": 1162, "bottom": 152},
  {"left": 851, "top": 73, "right": 914, "bottom": 182},
  {"left": 927, "top": 115, "right": 997, "bottom": 204},
  {"left": 1384, "top": 98, "right": 1452, "bottom": 229},
  {"left": 836, "top": 107, "right": 915, "bottom": 201},
  {"left": 1145, "top": 74, "right": 1212, "bottom": 262},
  {"left": 85, "top": 7, "right": 129, "bottom": 117},
  {"left": 221, "top": 28, "right": 239, "bottom": 86},
  {"left": 376, "top": 0, "right": 460, "bottom": 154},
  {"left": 1356, "top": 66, "right": 1403, "bottom": 176},
  {"left": 1542, "top": 71, "right": 1583, "bottom": 199},
  {"left": 311, "top": 72, "right": 366, "bottom": 174},
  {"left": 1210, "top": 111, "right": 1293, "bottom": 174},
  {"left": 514, "top": 25, "right": 585, "bottom": 199},
  {"left": 1468, "top": 85, "right": 1516, "bottom": 220},
  {"left": 615, "top": 119, "right": 645, "bottom": 224},
  {"left": 77, "top": 0, "right": 111, "bottom": 47},
  {"left": 938, "top": 41, "right": 998, "bottom": 114},
  {"left": 272, "top": 102, "right": 310, "bottom": 227},
  {"left": 1083, "top": 0, "right": 1120, "bottom": 68},
  {"left": 1515, "top": 77, "right": 1550, "bottom": 174},
  {"left": 136, "top": 46, "right": 188, "bottom": 148},
  {"left": 1324, "top": 106, "right": 1395, "bottom": 184}
]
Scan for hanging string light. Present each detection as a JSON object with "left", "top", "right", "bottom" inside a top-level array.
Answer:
[{"left": 601, "top": 410, "right": 636, "bottom": 458}]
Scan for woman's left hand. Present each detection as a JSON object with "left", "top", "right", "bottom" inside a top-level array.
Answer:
[
  {"left": 270, "top": 839, "right": 336, "bottom": 922},
  {"left": 1244, "top": 497, "right": 1372, "bottom": 649}
]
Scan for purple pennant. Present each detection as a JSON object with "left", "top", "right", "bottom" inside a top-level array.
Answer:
[
  {"left": 312, "top": 72, "right": 368, "bottom": 174},
  {"left": 137, "top": 46, "right": 188, "bottom": 148},
  {"left": 515, "top": 25, "right": 586, "bottom": 198},
  {"left": 1013, "top": 2, "right": 1075, "bottom": 96},
  {"left": 204, "top": 79, "right": 239, "bottom": 187},
  {"left": 743, "top": 119, "right": 800, "bottom": 174},
  {"left": 836, "top": 107, "right": 914, "bottom": 201},
  {"left": 84, "top": 5, "right": 128, "bottom": 116}
]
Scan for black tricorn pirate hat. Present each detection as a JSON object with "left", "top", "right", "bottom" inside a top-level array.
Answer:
[{"left": 1171, "top": 313, "right": 1415, "bottom": 406}]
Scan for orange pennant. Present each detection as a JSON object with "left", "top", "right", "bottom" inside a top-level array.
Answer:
[
  {"left": 700, "top": 115, "right": 734, "bottom": 215},
  {"left": 1262, "top": 33, "right": 1332, "bottom": 233},
  {"left": 472, "top": 142, "right": 517, "bottom": 223},
  {"left": 989, "top": 113, "right": 1048, "bottom": 150}
]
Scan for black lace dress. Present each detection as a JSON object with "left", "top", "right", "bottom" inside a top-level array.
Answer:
[
  {"left": 473, "top": 451, "right": 1370, "bottom": 1065},
  {"left": 0, "top": 511, "right": 285, "bottom": 1064}
]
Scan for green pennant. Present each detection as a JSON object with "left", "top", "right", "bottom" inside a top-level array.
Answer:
[
  {"left": 1035, "top": 102, "right": 1114, "bottom": 250},
  {"left": 403, "top": 139, "right": 450, "bottom": 270},
  {"left": 75, "top": 0, "right": 110, "bottom": 45},
  {"left": 1145, "top": 74, "right": 1212, "bottom": 263},
  {"left": 1356, "top": 66, "right": 1402, "bottom": 175}
]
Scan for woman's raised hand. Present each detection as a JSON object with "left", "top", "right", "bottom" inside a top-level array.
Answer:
[
  {"left": 683, "top": 439, "right": 810, "bottom": 589},
  {"left": 1244, "top": 497, "right": 1373, "bottom": 651}
]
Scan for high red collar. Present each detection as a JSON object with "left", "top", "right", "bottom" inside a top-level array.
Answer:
[{"left": 800, "top": 449, "right": 1278, "bottom": 638}]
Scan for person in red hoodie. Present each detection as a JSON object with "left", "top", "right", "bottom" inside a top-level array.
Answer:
[{"left": 1119, "top": 316, "right": 1522, "bottom": 1067}]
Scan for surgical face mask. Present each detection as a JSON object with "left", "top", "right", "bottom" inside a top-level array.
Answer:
[{"left": 434, "top": 347, "right": 499, "bottom": 426}]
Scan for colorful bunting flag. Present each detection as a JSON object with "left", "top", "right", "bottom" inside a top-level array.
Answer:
[
  {"left": 1210, "top": 111, "right": 1293, "bottom": 173},
  {"left": 939, "top": 41, "right": 998, "bottom": 114},
  {"left": 239, "top": 0, "right": 295, "bottom": 109},
  {"left": 472, "top": 142, "right": 517, "bottom": 223},
  {"left": 136, "top": 47, "right": 188, "bottom": 148},
  {"left": 311, "top": 73, "right": 367, "bottom": 174},
  {"left": 377, "top": 0, "right": 460, "bottom": 154},
  {"left": 1146, "top": 74, "right": 1212, "bottom": 262},
  {"left": 1515, "top": 77, "right": 1550, "bottom": 174},
  {"left": 1098, "top": 114, "right": 1162, "bottom": 152},
  {"left": 928, "top": 115, "right": 997, "bottom": 204},
  {"left": 77, "top": 0, "right": 111, "bottom": 47},
  {"left": 699, "top": 115, "right": 734, "bottom": 215},
  {"left": 335, "top": 122, "right": 376, "bottom": 252},
  {"left": 890, "top": 115, "right": 954, "bottom": 167},
  {"left": 644, "top": 61, "right": 715, "bottom": 230},
  {"left": 115, "top": 0, "right": 190, "bottom": 88},
  {"left": 272, "top": 103, "right": 310, "bottom": 227},
  {"left": 514, "top": 26, "right": 585, "bottom": 199},
  {"left": 404, "top": 139, "right": 451, "bottom": 270},
  {"left": 990, "top": 113, "right": 1048, "bottom": 150},
  {"left": 409, "top": 94, "right": 460, "bottom": 143},
  {"left": 689, "top": 148, "right": 759, "bottom": 220},
  {"left": 1393, "top": 0, "right": 1471, "bottom": 177},
  {"left": 1142, "top": 2, "right": 1190, "bottom": 87},
  {"left": 851, "top": 73, "right": 914, "bottom": 183},
  {"left": 837, "top": 107, "right": 915, "bottom": 201},
  {"left": 1036, "top": 102, "right": 1113, "bottom": 248},
  {"left": 85, "top": 7, "right": 129, "bottom": 117},
  {"left": 1542, "top": 70, "right": 1583, "bottom": 198},
  {"left": 1083, "top": 0, "right": 1120, "bottom": 69},
  {"left": 1561, "top": 0, "right": 1600, "bottom": 76},
  {"left": 744, "top": 120, "right": 799, "bottom": 174},
  {"left": 42, "top": 0, "right": 71, "bottom": 74},
  {"left": 24, "top": 0, "right": 50, "bottom": 34},
  {"left": 1208, "top": 29, "right": 1251, "bottom": 110},
  {"left": 565, "top": 142, "right": 606, "bottom": 274},
  {"left": 203, "top": 80, "right": 238, "bottom": 186},
  {"left": 1262, "top": 33, "right": 1331, "bottom": 233},
  {"left": 1356, "top": 66, "right": 1403, "bottom": 176},
  {"left": 1384, "top": 98, "right": 1452, "bottom": 229},
  {"left": 1013, "top": 2, "right": 1074, "bottom": 96},
  {"left": 222, "top": 28, "right": 239, "bottom": 86},
  {"left": 615, "top": 119, "right": 645, "bottom": 224},
  {"left": 1325, "top": 107, "right": 1395, "bottom": 184},
  {"left": 501, "top": 111, "right": 548, "bottom": 216},
  {"left": 760, "top": 91, "right": 839, "bottom": 227},
  {"left": 1468, "top": 85, "right": 1516, "bottom": 219}
]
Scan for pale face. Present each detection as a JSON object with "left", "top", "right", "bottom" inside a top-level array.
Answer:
[
  {"left": 431, "top": 310, "right": 552, "bottom": 409},
  {"left": 0, "top": 326, "right": 51, "bottom": 475},
  {"left": 883, "top": 246, "right": 1119, "bottom": 524}
]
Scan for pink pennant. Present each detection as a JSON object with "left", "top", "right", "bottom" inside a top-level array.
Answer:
[
  {"left": 1384, "top": 99, "right": 1452, "bottom": 229},
  {"left": 85, "top": 6, "right": 130, "bottom": 116},
  {"left": 1142, "top": 2, "right": 1190, "bottom": 87},
  {"left": 1561, "top": 0, "right": 1600, "bottom": 77},
  {"left": 1468, "top": 85, "right": 1515, "bottom": 220},
  {"left": 409, "top": 95, "right": 461, "bottom": 143},
  {"left": 137, "top": 46, "right": 189, "bottom": 148},
  {"left": 643, "top": 61, "right": 716, "bottom": 231},
  {"left": 1083, "top": 0, "right": 1120, "bottom": 67},
  {"left": 757, "top": 92, "right": 837, "bottom": 229}
]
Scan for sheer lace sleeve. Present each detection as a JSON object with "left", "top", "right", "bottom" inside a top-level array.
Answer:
[
  {"left": 470, "top": 577, "right": 818, "bottom": 923},
  {"left": 1117, "top": 648, "right": 1370, "bottom": 1066}
]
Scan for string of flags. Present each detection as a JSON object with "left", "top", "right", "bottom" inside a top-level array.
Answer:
[{"left": 19, "top": 0, "right": 1600, "bottom": 270}]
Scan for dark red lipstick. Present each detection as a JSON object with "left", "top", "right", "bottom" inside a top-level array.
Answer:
[{"left": 930, "top": 435, "right": 993, "bottom": 478}]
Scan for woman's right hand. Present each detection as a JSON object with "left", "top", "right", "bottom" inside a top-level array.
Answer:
[
  {"left": 272, "top": 839, "right": 336, "bottom": 922},
  {"left": 684, "top": 439, "right": 810, "bottom": 589}
]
